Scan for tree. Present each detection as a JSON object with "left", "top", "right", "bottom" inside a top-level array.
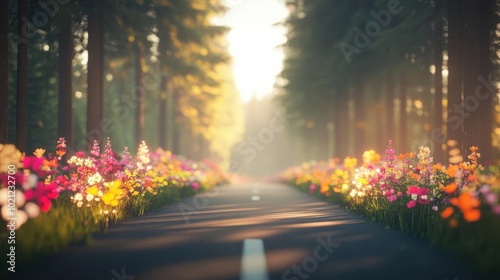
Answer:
[
  {"left": 16, "top": 0, "right": 28, "bottom": 152},
  {"left": 86, "top": 0, "right": 104, "bottom": 149},
  {"left": 446, "top": 0, "right": 464, "bottom": 163},
  {"left": 58, "top": 12, "right": 74, "bottom": 149},
  {"left": 462, "top": 0, "right": 495, "bottom": 163},
  {"left": 0, "top": 0, "right": 8, "bottom": 143},
  {"left": 433, "top": 2, "right": 444, "bottom": 163}
]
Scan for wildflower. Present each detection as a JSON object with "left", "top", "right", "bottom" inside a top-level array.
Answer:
[
  {"left": 441, "top": 207, "right": 454, "bottom": 219},
  {"left": 450, "top": 192, "right": 481, "bottom": 222},
  {"left": 343, "top": 157, "right": 358, "bottom": 169},
  {"left": 309, "top": 184, "right": 317, "bottom": 194},
  {"left": 33, "top": 148, "right": 46, "bottom": 158},
  {"left": 443, "top": 182, "right": 458, "bottom": 195},
  {"left": 362, "top": 150, "right": 381, "bottom": 166}
]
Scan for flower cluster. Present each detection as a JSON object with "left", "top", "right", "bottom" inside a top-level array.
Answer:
[
  {"left": 0, "top": 138, "right": 228, "bottom": 229},
  {"left": 0, "top": 139, "right": 68, "bottom": 228},
  {"left": 281, "top": 140, "right": 499, "bottom": 227}
]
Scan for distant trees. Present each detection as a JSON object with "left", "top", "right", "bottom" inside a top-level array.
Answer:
[
  {"left": 0, "top": 0, "right": 8, "bottom": 143},
  {"left": 3, "top": 0, "right": 242, "bottom": 165},
  {"left": 279, "top": 0, "right": 499, "bottom": 164},
  {"left": 16, "top": 0, "right": 28, "bottom": 152}
]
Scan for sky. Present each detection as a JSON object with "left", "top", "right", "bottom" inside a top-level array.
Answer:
[{"left": 220, "top": 0, "right": 289, "bottom": 103}]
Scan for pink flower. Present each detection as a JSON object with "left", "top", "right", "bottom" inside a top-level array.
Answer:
[
  {"left": 388, "top": 195, "right": 398, "bottom": 202},
  {"left": 309, "top": 184, "right": 317, "bottom": 194},
  {"left": 417, "top": 187, "right": 429, "bottom": 196},
  {"left": 485, "top": 193, "right": 497, "bottom": 205},
  {"left": 407, "top": 185, "right": 420, "bottom": 195},
  {"left": 23, "top": 156, "right": 44, "bottom": 174},
  {"left": 407, "top": 200, "right": 417, "bottom": 208},
  {"left": 493, "top": 205, "right": 500, "bottom": 215}
]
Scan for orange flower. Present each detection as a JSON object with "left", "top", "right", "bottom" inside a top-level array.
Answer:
[
  {"left": 408, "top": 152, "right": 416, "bottom": 159},
  {"left": 446, "top": 165, "right": 459, "bottom": 178},
  {"left": 432, "top": 163, "right": 444, "bottom": 172},
  {"left": 397, "top": 154, "right": 407, "bottom": 161},
  {"left": 468, "top": 173, "right": 477, "bottom": 183},
  {"left": 443, "top": 182, "right": 458, "bottom": 195},
  {"left": 463, "top": 209, "right": 481, "bottom": 222},
  {"left": 441, "top": 207, "right": 454, "bottom": 219},
  {"left": 450, "top": 192, "right": 481, "bottom": 222},
  {"left": 469, "top": 146, "right": 479, "bottom": 152},
  {"left": 408, "top": 171, "right": 420, "bottom": 181}
]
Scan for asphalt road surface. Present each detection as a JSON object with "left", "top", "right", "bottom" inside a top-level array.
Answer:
[{"left": 11, "top": 183, "right": 480, "bottom": 280}]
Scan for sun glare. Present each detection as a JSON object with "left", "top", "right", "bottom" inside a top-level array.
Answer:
[{"left": 222, "top": 0, "right": 288, "bottom": 103}]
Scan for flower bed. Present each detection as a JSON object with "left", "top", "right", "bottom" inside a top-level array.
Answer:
[
  {"left": 0, "top": 138, "right": 228, "bottom": 265},
  {"left": 281, "top": 140, "right": 500, "bottom": 278}
]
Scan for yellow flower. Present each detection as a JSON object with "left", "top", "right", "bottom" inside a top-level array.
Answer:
[
  {"left": 343, "top": 157, "right": 358, "bottom": 169},
  {"left": 33, "top": 148, "right": 46, "bottom": 158},
  {"left": 86, "top": 185, "right": 99, "bottom": 196},
  {"left": 362, "top": 150, "right": 381, "bottom": 165}
]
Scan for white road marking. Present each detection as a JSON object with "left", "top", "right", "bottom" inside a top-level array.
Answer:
[
  {"left": 251, "top": 195, "right": 260, "bottom": 201},
  {"left": 240, "top": 239, "right": 269, "bottom": 280}
]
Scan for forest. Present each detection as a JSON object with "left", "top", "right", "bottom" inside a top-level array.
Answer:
[
  {"left": 278, "top": 0, "right": 500, "bottom": 166},
  {"left": 1, "top": 0, "right": 243, "bottom": 167}
]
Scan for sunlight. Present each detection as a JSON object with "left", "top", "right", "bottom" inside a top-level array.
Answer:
[{"left": 222, "top": 0, "right": 288, "bottom": 102}]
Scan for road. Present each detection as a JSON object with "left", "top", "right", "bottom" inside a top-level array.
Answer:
[{"left": 12, "top": 183, "right": 479, "bottom": 280}]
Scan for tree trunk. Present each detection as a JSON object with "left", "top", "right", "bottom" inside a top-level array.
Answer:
[
  {"left": 353, "top": 76, "right": 365, "bottom": 158},
  {"left": 58, "top": 14, "right": 74, "bottom": 149},
  {"left": 333, "top": 90, "right": 348, "bottom": 158},
  {"left": 433, "top": 9, "right": 444, "bottom": 163},
  {"left": 398, "top": 71, "right": 408, "bottom": 153},
  {"left": 0, "top": 0, "right": 8, "bottom": 143},
  {"left": 135, "top": 41, "right": 145, "bottom": 147},
  {"left": 446, "top": 0, "right": 464, "bottom": 163},
  {"left": 385, "top": 72, "right": 395, "bottom": 143},
  {"left": 462, "top": 0, "right": 494, "bottom": 163},
  {"left": 159, "top": 88, "right": 168, "bottom": 149},
  {"left": 172, "top": 89, "right": 180, "bottom": 155},
  {"left": 16, "top": 0, "right": 28, "bottom": 152},
  {"left": 86, "top": 0, "right": 104, "bottom": 150}
]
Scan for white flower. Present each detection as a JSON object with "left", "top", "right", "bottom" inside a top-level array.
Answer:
[
  {"left": 24, "top": 202, "right": 40, "bottom": 218},
  {"left": 74, "top": 193, "right": 83, "bottom": 201},
  {"left": 23, "top": 174, "right": 38, "bottom": 190},
  {"left": 432, "top": 206, "right": 438, "bottom": 211},
  {"left": 86, "top": 194, "right": 94, "bottom": 201},
  {"left": 350, "top": 189, "right": 357, "bottom": 197},
  {"left": 411, "top": 194, "right": 418, "bottom": 200}
]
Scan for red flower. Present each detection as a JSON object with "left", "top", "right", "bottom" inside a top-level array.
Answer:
[
  {"left": 407, "top": 200, "right": 417, "bottom": 208},
  {"left": 407, "top": 185, "right": 420, "bottom": 195},
  {"left": 23, "top": 156, "right": 44, "bottom": 173},
  {"left": 38, "top": 196, "right": 52, "bottom": 212}
]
